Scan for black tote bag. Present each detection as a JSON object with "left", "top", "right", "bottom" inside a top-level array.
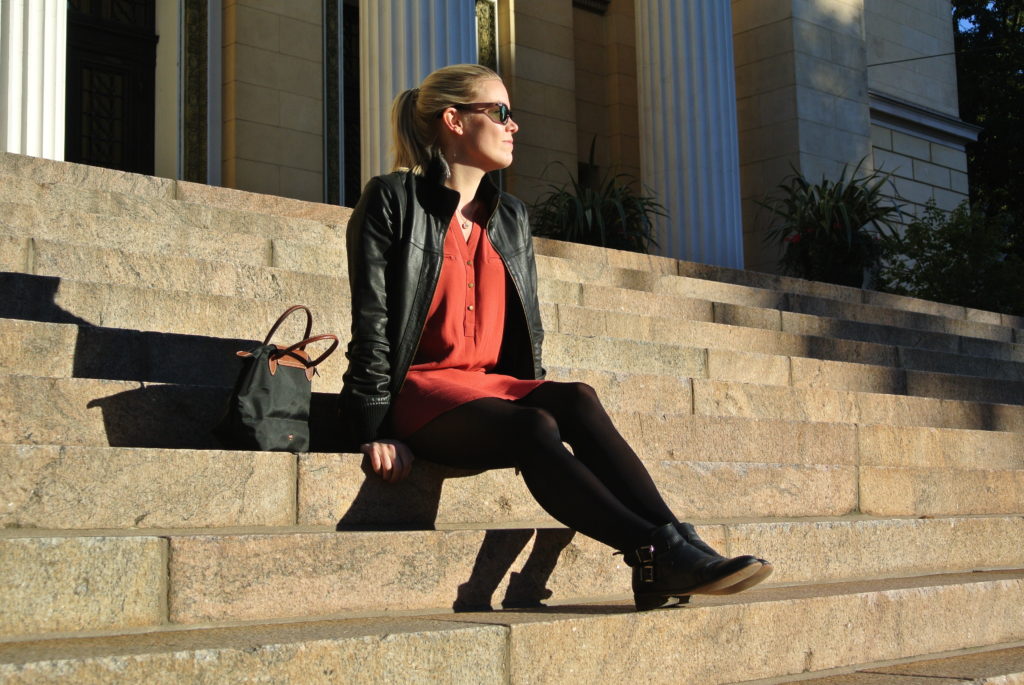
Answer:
[{"left": 215, "top": 305, "right": 338, "bottom": 453}]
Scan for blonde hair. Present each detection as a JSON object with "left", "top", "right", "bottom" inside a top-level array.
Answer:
[{"left": 391, "top": 63, "right": 502, "bottom": 173}]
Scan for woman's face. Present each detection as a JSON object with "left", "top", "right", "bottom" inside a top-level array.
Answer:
[{"left": 446, "top": 79, "right": 519, "bottom": 172}]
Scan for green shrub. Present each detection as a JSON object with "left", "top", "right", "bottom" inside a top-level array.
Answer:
[
  {"left": 878, "top": 201, "right": 1024, "bottom": 316},
  {"left": 529, "top": 160, "right": 664, "bottom": 255},
  {"left": 759, "top": 161, "right": 903, "bottom": 287}
]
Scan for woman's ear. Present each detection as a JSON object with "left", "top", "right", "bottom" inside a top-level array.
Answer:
[{"left": 440, "top": 108, "right": 464, "bottom": 135}]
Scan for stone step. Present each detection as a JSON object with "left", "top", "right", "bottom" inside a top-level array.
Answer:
[
  {"left": 4, "top": 178, "right": 1020, "bottom": 353},
  {"left": 5, "top": 371, "right": 1020, "bottom": 472},
  {"left": 20, "top": 236, "right": 1024, "bottom": 365},
  {"left": 10, "top": 232, "right": 1022, "bottom": 370},
  {"left": 0, "top": 570, "right": 1022, "bottom": 682},
  {"left": 552, "top": 298, "right": 1024, "bottom": 375},
  {"left": 0, "top": 172, "right": 345, "bottom": 245},
  {"left": 692, "top": 376, "right": 1024, "bottom": 430},
  {"left": 0, "top": 201, "right": 345, "bottom": 276},
  {"left": 0, "top": 151, "right": 354, "bottom": 226},
  {"left": 6, "top": 271, "right": 1024, "bottom": 393},
  {"left": 0, "top": 400, "right": 865, "bottom": 522},
  {"left": 536, "top": 235, "right": 1024, "bottom": 331},
  {"left": 6, "top": 368, "right": 1019, "bottom": 521},
  {"left": 4, "top": 410, "right": 1022, "bottom": 530},
  {"left": 0, "top": 441, "right": 855, "bottom": 529},
  {"left": 542, "top": 254, "right": 1020, "bottom": 345},
  {"left": 7, "top": 315, "right": 1024, "bottom": 426},
  {"left": 796, "top": 644, "right": 1024, "bottom": 684},
  {"left": 2, "top": 520, "right": 1021, "bottom": 637},
  {"left": 6, "top": 210, "right": 1018, "bottom": 358},
  {"left": 4, "top": 150, "right": 1020, "bottom": 334},
  {"left": 6, "top": 149, "right": 1020, "bottom": 327}
]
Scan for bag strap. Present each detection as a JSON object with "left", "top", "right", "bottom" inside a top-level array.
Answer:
[
  {"left": 263, "top": 305, "right": 313, "bottom": 346},
  {"left": 274, "top": 334, "right": 340, "bottom": 369}
]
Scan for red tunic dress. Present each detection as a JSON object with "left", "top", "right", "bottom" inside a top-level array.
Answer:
[{"left": 390, "top": 215, "right": 546, "bottom": 439}]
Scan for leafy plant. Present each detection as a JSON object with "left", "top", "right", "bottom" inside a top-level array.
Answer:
[
  {"left": 758, "top": 160, "right": 904, "bottom": 287},
  {"left": 878, "top": 200, "right": 1024, "bottom": 316},
  {"left": 530, "top": 143, "right": 664, "bottom": 254}
]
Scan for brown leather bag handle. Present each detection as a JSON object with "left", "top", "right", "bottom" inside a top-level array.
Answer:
[
  {"left": 263, "top": 305, "right": 313, "bottom": 346},
  {"left": 275, "top": 333, "right": 340, "bottom": 369}
]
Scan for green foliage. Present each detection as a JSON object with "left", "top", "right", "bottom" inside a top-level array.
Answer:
[
  {"left": 953, "top": 0, "right": 1024, "bottom": 260},
  {"left": 758, "top": 161, "right": 904, "bottom": 287},
  {"left": 878, "top": 201, "right": 1024, "bottom": 316},
  {"left": 529, "top": 160, "right": 665, "bottom": 255}
]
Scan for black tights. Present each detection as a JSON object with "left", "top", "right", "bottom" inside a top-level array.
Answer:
[{"left": 405, "top": 382, "right": 679, "bottom": 551}]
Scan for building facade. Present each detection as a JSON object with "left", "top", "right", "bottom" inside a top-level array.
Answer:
[{"left": 1, "top": 0, "right": 978, "bottom": 272}]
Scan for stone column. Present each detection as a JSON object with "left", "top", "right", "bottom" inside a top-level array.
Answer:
[
  {"left": 635, "top": 0, "right": 744, "bottom": 268},
  {"left": 359, "top": 0, "right": 477, "bottom": 183},
  {"left": 0, "top": 0, "right": 66, "bottom": 159}
]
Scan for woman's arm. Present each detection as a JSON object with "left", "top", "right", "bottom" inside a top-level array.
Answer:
[
  {"left": 520, "top": 203, "right": 546, "bottom": 380},
  {"left": 340, "top": 177, "right": 399, "bottom": 446}
]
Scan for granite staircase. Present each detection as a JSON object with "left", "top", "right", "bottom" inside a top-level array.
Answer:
[{"left": 1, "top": 151, "right": 1022, "bottom": 683}]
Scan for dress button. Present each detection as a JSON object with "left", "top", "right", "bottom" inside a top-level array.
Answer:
[
  {"left": 468, "top": 283, "right": 475, "bottom": 288},
  {"left": 466, "top": 260, "right": 473, "bottom": 266},
  {"left": 467, "top": 305, "right": 474, "bottom": 311}
]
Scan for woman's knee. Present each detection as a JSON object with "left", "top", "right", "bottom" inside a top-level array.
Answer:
[
  {"left": 533, "top": 381, "right": 600, "bottom": 408},
  {"left": 507, "top": 405, "right": 561, "bottom": 445}
]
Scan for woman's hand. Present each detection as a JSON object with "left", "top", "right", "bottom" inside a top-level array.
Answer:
[{"left": 361, "top": 439, "right": 415, "bottom": 483}]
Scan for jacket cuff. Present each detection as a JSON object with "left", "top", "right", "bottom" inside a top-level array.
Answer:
[{"left": 348, "top": 396, "right": 391, "bottom": 445}]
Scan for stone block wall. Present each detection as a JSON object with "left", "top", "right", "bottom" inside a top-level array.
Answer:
[
  {"left": 733, "top": 0, "right": 873, "bottom": 273},
  {"left": 222, "top": 0, "right": 324, "bottom": 202},
  {"left": 871, "top": 122, "right": 969, "bottom": 215},
  {"left": 572, "top": 0, "right": 641, "bottom": 184},
  {"left": 864, "top": 0, "right": 973, "bottom": 218},
  {"left": 864, "top": 0, "right": 958, "bottom": 116},
  {"left": 503, "top": 0, "right": 578, "bottom": 205}
]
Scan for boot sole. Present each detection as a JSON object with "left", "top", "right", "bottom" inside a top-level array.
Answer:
[
  {"left": 633, "top": 559, "right": 763, "bottom": 611},
  {"left": 704, "top": 561, "right": 773, "bottom": 595}
]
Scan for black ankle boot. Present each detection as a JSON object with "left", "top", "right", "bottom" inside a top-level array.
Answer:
[
  {"left": 624, "top": 523, "right": 762, "bottom": 611},
  {"left": 674, "top": 521, "right": 774, "bottom": 596}
]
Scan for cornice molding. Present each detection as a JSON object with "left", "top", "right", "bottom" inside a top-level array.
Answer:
[{"left": 869, "top": 91, "right": 982, "bottom": 147}]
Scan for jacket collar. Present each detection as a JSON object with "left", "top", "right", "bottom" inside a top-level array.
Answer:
[{"left": 415, "top": 156, "right": 501, "bottom": 224}]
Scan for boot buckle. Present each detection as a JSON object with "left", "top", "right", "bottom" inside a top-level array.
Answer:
[
  {"left": 640, "top": 564, "right": 655, "bottom": 583},
  {"left": 636, "top": 544, "right": 655, "bottom": 564}
]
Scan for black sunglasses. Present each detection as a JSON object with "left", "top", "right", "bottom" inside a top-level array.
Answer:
[{"left": 437, "top": 102, "right": 514, "bottom": 125}]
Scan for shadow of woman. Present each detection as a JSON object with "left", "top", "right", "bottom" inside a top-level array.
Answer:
[
  {"left": 452, "top": 528, "right": 576, "bottom": 611},
  {"left": 334, "top": 458, "right": 577, "bottom": 611}
]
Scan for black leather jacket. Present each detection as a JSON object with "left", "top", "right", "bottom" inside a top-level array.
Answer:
[{"left": 339, "top": 160, "right": 546, "bottom": 445}]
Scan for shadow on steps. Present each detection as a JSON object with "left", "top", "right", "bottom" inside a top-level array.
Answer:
[{"left": 3, "top": 274, "right": 584, "bottom": 607}]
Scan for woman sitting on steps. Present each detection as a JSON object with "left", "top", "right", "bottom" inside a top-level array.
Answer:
[{"left": 338, "top": 63, "right": 772, "bottom": 611}]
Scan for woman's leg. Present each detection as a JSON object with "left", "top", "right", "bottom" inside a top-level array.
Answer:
[
  {"left": 517, "top": 382, "right": 679, "bottom": 527},
  {"left": 405, "top": 397, "right": 655, "bottom": 551}
]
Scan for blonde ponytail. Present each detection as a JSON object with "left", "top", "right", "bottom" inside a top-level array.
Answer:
[{"left": 390, "top": 64, "right": 502, "bottom": 173}]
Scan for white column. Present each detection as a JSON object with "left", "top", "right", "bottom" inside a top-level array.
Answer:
[
  {"left": 635, "top": 0, "right": 743, "bottom": 268},
  {"left": 0, "top": 0, "right": 66, "bottom": 159},
  {"left": 359, "top": 0, "right": 477, "bottom": 184}
]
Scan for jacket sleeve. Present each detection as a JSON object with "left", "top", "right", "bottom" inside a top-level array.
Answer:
[
  {"left": 339, "top": 177, "right": 399, "bottom": 445},
  {"left": 520, "top": 203, "right": 547, "bottom": 380}
]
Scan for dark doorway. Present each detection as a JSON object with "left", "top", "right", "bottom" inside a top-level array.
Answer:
[
  {"left": 326, "top": 0, "right": 361, "bottom": 207},
  {"left": 65, "top": 0, "right": 158, "bottom": 174}
]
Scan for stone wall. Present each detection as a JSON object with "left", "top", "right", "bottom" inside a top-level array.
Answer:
[
  {"left": 502, "top": 0, "right": 578, "bottom": 205},
  {"left": 222, "top": 0, "right": 323, "bottom": 202},
  {"left": 733, "top": 0, "right": 872, "bottom": 273},
  {"left": 571, "top": 0, "right": 641, "bottom": 184},
  {"left": 864, "top": 0, "right": 958, "bottom": 116},
  {"left": 864, "top": 0, "right": 973, "bottom": 217},
  {"left": 870, "top": 114, "right": 970, "bottom": 215}
]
